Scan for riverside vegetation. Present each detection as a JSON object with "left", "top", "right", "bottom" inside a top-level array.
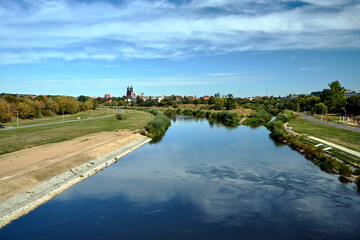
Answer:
[
  {"left": 266, "top": 111, "right": 357, "bottom": 183},
  {"left": 162, "top": 108, "right": 239, "bottom": 126}
]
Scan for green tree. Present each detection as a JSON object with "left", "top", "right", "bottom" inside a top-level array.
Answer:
[
  {"left": 214, "top": 100, "right": 224, "bottom": 110},
  {"left": 208, "top": 96, "right": 215, "bottom": 105},
  {"left": 320, "top": 81, "right": 346, "bottom": 112},
  {"left": 77, "top": 95, "right": 90, "bottom": 102},
  {"left": 314, "top": 103, "right": 328, "bottom": 114},
  {"left": 225, "top": 94, "right": 237, "bottom": 110},
  {"left": 136, "top": 96, "right": 144, "bottom": 106},
  {"left": 346, "top": 95, "right": 360, "bottom": 115}
]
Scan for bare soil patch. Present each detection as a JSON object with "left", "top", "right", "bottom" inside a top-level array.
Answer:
[{"left": 0, "top": 130, "right": 146, "bottom": 202}]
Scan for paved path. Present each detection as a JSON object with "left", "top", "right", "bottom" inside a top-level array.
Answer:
[
  {"left": 297, "top": 112, "right": 360, "bottom": 133},
  {"left": 0, "top": 110, "right": 124, "bottom": 131},
  {"left": 307, "top": 136, "right": 360, "bottom": 158}
]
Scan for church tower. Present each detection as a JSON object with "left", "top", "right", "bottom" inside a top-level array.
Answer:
[{"left": 126, "top": 86, "right": 134, "bottom": 98}]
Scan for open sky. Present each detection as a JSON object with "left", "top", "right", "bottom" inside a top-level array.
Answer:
[{"left": 1, "top": 0, "right": 359, "bottom": 97}]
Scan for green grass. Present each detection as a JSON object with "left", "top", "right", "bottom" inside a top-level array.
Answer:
[
  {"left": 288, "top": 119, "right": 360, "bottom": 152},
  {"left": 0, "top": 110, "right": 154, "bottom": 155},
  {"left": 4, "top": 108, "right": 119, "bottom": 127}
]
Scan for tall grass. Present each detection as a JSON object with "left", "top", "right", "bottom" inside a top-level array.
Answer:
[{"left": 243, "top": 109, "right": 272, "bottom": 126}]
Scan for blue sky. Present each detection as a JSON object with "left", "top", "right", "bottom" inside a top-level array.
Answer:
[{"left": 0, "top": 0, "right": 359, "bottom": 97}]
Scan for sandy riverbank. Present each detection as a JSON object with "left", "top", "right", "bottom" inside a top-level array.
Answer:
[{"left": 0, "top": 130, "right": 151, "bottom": 228}]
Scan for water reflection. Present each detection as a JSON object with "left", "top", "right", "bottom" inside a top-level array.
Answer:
[{"left": 1, "top": 116, "right": 360, "bottom": 239}]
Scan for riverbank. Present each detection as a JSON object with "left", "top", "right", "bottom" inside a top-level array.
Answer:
[
  {"left": 267, "top": 111, "right": 359, "bottom": 183},
  {"left": 0, "top": 132, "right": 151, "bottom": 229}
]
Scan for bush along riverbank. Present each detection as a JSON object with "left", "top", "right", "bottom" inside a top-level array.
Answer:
[
  {"left": 242, "top": 109, "right": 272, "bottom": 127},
  {"left": 119, "top": 107, "right": 171, "bottom": 140},
  {"left": 162, "top": 108, "right": 239, "bottom": 126},
  {"left": 265, "top": 110, "right": 359, "bottom": 187},
  {"left": 144, "top": 108, "right": 171, "bottom": 139}
]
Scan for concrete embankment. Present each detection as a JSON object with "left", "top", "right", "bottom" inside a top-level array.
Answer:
[{"left": 0, "top": 137, "right": 151, "bottom": 229}]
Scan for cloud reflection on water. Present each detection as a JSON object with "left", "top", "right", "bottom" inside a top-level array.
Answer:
[{"left": 55, "top": 117, "right": 360, "bottom": 235}]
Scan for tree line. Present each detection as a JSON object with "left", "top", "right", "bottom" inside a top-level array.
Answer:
[
  {"left": 101, "top": 81, "right": 359, "bottom": 116},
  {"left": 0, "top": 94, "right": 96, "bottom": 123}
]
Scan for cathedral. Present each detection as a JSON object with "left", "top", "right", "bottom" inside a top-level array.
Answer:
[{"left": 126, "top": 86, "right": 135, "bottom": 98}]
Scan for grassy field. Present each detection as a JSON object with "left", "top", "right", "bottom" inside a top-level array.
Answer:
[
  {"left": 4, "top": 108, "right": 119, "bottom": 127},
  {"left": 0, "top": 110, "right": 154, "bottom": 155},
  {"left": 288, "top": 118, "right": 360, "bottom": 152}
]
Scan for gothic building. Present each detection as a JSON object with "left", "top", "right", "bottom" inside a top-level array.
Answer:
[{"left": 126, "top": 86, "right": 135, "bottom": 98}]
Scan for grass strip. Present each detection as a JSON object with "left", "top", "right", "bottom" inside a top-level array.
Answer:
[
  {"left": 0, "top": 110, "right": 153, "bottom": 155},
  {"left": 287, "top": 118, "right": 360, "bottom": 152}
]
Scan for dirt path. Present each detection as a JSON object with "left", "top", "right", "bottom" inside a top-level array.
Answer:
[{"left": 0, "top": 130, "right": 146, "bottom": 202}]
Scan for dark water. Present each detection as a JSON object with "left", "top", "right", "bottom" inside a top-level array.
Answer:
[{"left": 1, "top": 116, "right": 360, "bottom": 240}]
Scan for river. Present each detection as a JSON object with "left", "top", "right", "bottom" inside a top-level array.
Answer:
[{"left": 1, "top": 116, "right": 360, "bottom": 239}]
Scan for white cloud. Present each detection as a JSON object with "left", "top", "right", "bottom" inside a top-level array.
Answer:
[
  {"left": 300, "top": 66, "right": 324, "bottom": 71},
  {"left": 0, "top": 0, "right": 359, "bottom": 64}
]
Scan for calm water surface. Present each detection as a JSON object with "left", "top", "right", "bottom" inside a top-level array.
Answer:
[{"left": 1, "top": 116, "right": 360, "bottom": 239}]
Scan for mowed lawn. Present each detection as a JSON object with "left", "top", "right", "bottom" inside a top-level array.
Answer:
[
  {"left": 288, "top": 119, "right": 360, "bottom": 152},
  {"left": 4, "top": 108, "right": 119, "bottom": 127},
  {"left": 0, "top": 110, "right": 154, "bottom": 155}
]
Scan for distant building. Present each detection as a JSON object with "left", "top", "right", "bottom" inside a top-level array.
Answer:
[
  {"left": 345, "top": 89, "right": 360, "bottom": 98},
  {"left": 203, "top": 96, "right": 211, "bottom": 100},
  {"left": 104, "top": 94, "right": 111, "bottom": 99},
  {"left": 282, "top": 95, "right": 299, "bottom": 100},
  {"left": 126, "top": 86, "right": 135, "bottom": 98},
  {"left": 311, "top": 91, "right": 322, "bottom": 97}
]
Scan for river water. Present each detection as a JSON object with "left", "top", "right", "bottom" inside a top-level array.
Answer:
[{"left": 1, "top": 116, "right": 360, "bottom": 239}]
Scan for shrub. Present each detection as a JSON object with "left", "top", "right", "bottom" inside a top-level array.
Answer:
[
  {"left": 243, "top": 109, "right": 272, "bottom": 126},
  {"left": 41, "top": 109, "right": 55, "bottom": 117},
  {"left": 214, "top": 100, "right": 224, "bottom": 110},
  {"left": 338, "top": 164, "right": 352, "bottom": 177},
  {"left": 182, "top": 109, "right": 193, "bottom": 116},
  {"left": 314, "top": 103, "right": 328, "bottom": 114},
  {"left": 193, "top": 109, "right": 205, "bottom": 118},
  {"left": 276, "top": 110, "right": 295, "bottom": 123},
  {"left": 140, "top": 129, "right": 147, "bottom": 136},
  {"left": 266, "top": 119, "right": 286, "bottom": 138},
  {"left": 145, "top": 109, "right": 171, "bottom": 137},
  {"left": 205, "top": 111, "right": 214, "bottom": 119},
  {"left": 214, "top": 111, "right": 239, "bottom": 125},
  {"left": 353, "top": 168, "right": 360, "bottom": 176},
  {"left": 116, "top": 113, "right": 124, "bottom": 120}
]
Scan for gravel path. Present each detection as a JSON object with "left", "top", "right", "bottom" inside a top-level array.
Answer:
[{"left": 297, "top": 112, "right": 360, "bottom": 133}]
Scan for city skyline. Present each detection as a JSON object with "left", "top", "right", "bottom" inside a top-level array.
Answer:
[{"left": 1, "top": 0, "right": 359, "bottom": 97}]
